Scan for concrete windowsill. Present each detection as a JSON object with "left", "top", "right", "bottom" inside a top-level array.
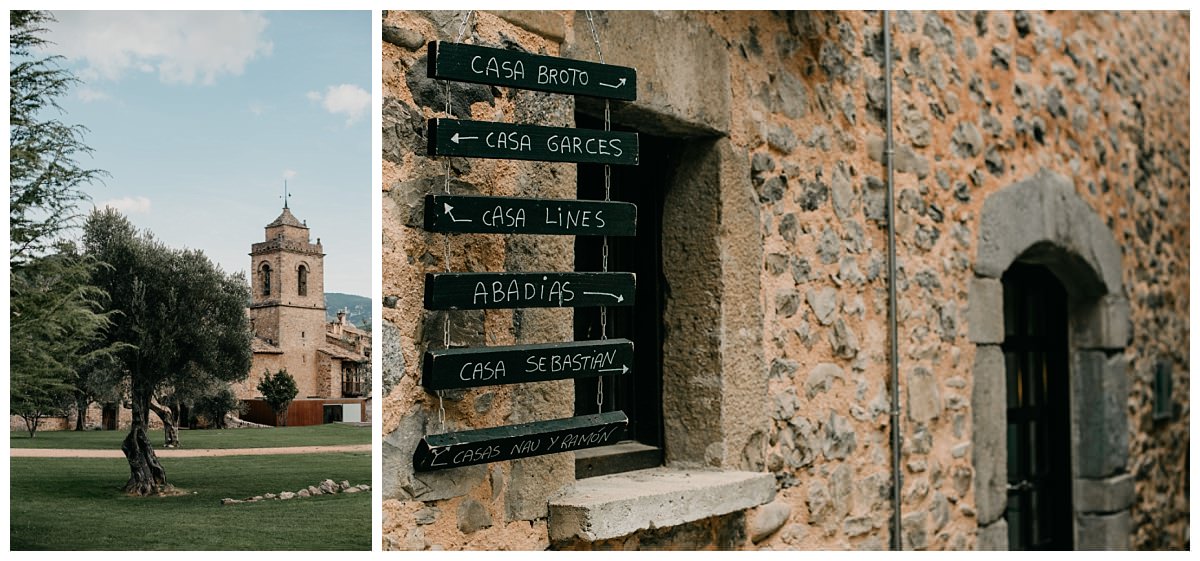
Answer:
[{"left": 547, "top": 467, "right": 776, "bottom": 542}]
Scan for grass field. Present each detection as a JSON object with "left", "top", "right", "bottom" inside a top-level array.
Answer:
[
  {"left": 10, "top": 423, "right": 370, "bottom": 449},
  {"left": 10, "top": 452, "right": 371, "bottom": 550}
]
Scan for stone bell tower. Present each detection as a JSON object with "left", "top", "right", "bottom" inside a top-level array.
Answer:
[{"left": 247, "top": 202, "right": 327, "bottom": 397}]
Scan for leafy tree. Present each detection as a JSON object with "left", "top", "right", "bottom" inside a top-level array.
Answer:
[
  {"left": 83, "top": 209, "right": 253, "bottom": 494},
  {"left": 10, "top": 11, "right": 107, "bottom": 264},
  {"left": 10, "top": 244, "right": 118, "bottom": 437},
  {"left": 257, "top": 369, "right": 299, "bottom": 427},
  {"left": 191, "top": 385, "right": 245, "bottom": 429}
]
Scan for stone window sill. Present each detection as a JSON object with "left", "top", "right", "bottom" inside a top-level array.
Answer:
[{"left": 547, "top": 467, "right": 775, "bottom": 542}]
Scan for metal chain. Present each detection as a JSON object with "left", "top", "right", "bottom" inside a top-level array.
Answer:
[
  {"left": 584, "top": 11, "right": 605, "bottom": 64},
  {"left": 437, "top": 392, "right": 446, "bottom": 432},
  {"left": 586, "top": 11, "right": 611, "bottom": 414},
  {"left": 434, "top": 11, "right": 474, "bottom": 434}
]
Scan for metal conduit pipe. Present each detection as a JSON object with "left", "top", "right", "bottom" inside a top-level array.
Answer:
[{"left": 883, "top": 10, "right": 903, "bottom": 551}]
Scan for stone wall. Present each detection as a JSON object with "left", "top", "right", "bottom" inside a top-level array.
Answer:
[
  {"left": 380, "top": 10, "right": 1189, "bottom": 550},
  {"left": 10, "top": 403, "right": 164, "bottom": 433}
]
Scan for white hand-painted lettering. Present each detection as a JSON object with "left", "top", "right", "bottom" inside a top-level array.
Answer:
[
  {"left": 470, "top": 278, "right": 576, "bottom": 306},
  {"left": 482, "top": 205, "right": 526, "bottom": 228},
  {"left": 524, "top": 348, "right": 618, "bottom": 375},
  {"left": 484, "top": 131, "right": 531, "bottom": 152},
  {"left": 470, "top": 55, "right": 525, "bottom": 80},
  {"left": 537, "top": 65, "right": 588, "bottom": 86},
  {"left": 458, "top": 360, "right": 506, "bottom": 382},
  {"left": 544, "top": 207, "right": 606, "bottom": 230},
  {"left": 545, "top": 135, "right": 623, "bottom": 158}
]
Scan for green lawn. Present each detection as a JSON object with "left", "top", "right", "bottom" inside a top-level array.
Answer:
[
  {"left": 10, "top": 452, "right": 371, "bottom": 550},
  {"left": 10, "top": 423, "right": 370, "bottom": 449}
]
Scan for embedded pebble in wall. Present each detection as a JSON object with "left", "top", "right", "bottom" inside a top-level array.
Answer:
[
  {"left": 817, "top": 227, "right": 840, "bottom": 264},
  {"left": 775, "top": 290, "right": 801, "bottom": 318},
  {"left": 806, "top": 287, "right": 837, "bottom": 326},
  {"left": 383, "top": 25, "right": 425, "bottom": 50},
  {"left": 805, "top": 363, "right": 845, "bottom": 398},
  {"left": 797, "top": 179, "right": 830, "bottom": 212},
  {"left": 828, "top": 319, "right": 860, "bottom": 359},
  {"left": 830, "top": 166, "right": 855, "bottom": 221}
]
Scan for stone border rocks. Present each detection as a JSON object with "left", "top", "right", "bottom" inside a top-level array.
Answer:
[{"left": 221, "top": 479, "right": 370, "bottom": 505}]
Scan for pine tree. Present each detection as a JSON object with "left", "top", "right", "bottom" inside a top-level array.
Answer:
[
  {"left": 10, "top": 11, "right": 116, "bottom": 437},
  {"left": 10, "top": 11, "right": 107, "bottom": 263}
]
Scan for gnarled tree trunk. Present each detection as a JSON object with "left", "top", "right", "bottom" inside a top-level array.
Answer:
[
  {"left": 122, "top": 391, "right": 169, "bottom": 495},
  {"left": 148, "top": 399, "right": 179, "bottom": 448}
]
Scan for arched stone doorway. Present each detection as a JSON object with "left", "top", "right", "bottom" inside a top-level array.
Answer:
[{"left": 968, "top": 170, "right": 1132, "bottom": 550}]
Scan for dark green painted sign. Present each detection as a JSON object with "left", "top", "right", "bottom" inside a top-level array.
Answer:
[
  {"left": 428, "top": 118, "right": 639, "bottom": 165},
  {"left": 428, "top": 41, "right": 636, "bottom": 101},
  {"left": 423, "top": 338, "right": 634, "bottom": 390},
  {"left": 424, "top": 194, "right": 636, "bottom": 236},
  {"left": 413, "top": 411, "right": 629, "bottom": 471},
  {"left": 424, "top": 272, "right": 635, "bottom": 310}
]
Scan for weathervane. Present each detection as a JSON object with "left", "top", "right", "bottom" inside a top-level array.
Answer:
[{"left": 281, "top": 180, "right": 291, "bottom": 209}]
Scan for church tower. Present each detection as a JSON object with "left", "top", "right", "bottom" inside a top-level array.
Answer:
[{"left": 247, "top": 203, "right": 327, "bottom": 398}]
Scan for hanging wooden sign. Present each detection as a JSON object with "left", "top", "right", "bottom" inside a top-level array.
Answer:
[
  {"left": 423, "top": 338, "right": 634, "bottom": 390},
  {"left": 428, "top": 118, "right": 639, "bottom": 166},
  {"left": 428, "top": 41, "right": 637, "bottom": 101},
  {"left": 425, "top": 272, "right": 635, "bottom": 310},
  {"left": 424, "top": 194, "right": 636, "bottom": 236},
  {"left": 413, "top": 411, "right": 628, "bottom": 472}
]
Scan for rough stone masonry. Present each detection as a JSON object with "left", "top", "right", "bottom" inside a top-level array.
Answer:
[{"left": 381, "top": 10, "right": 1189, "bottom": 551}]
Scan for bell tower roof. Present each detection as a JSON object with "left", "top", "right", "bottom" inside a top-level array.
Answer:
[{"left": 266, "top": 207, "right": 307, "bottom": 229}]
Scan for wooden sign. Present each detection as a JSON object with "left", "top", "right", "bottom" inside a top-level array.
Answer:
[
  {"left": 428, "top": 41, "right": 637, "bottom": 101},
  {"left": 423, "top": 338, "right": 634, "bottom": 390},
  {"left": 428, "top": 119, "right": 639, "bottom": 166},
  {"left": 424, "top": 194, "right": 636, "bottom": 237},
  {"left": 425, "top": 272, "right": 635, "bottom": 310},
  {"left": 413, "top": 411, "right": 628, "bottom": 471}
]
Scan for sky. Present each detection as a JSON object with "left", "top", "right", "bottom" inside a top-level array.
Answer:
[{"left": 38, "top": 11, "right": 372, "bottom": 297}]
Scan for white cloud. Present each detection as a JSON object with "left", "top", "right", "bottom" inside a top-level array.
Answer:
[
  {"left": 282, "top": 169, "right": 297, "bottom": 179},
  {"left": 76, "top": 87, "right": 110, "bottom": 103},
  {"left": 44, "top": 11, "right": 273, "bottom": 86},
  {"left": 100, "top": 196, "right": 152, "bottom": 214},
  {"left": 308, "top": 84, "right": 369, "bottom": 125}
]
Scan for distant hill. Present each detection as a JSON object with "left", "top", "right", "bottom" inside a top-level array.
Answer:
[{"left": 325, "top": 292, "right": 371, "bottom": 329}]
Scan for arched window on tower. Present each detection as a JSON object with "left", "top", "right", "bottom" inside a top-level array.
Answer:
[
  {"left": 260, "top": 263, "right": 272, "bottom": 296},
  {"left": 298, "top": 264, "right": 308, "bottom": 297}
]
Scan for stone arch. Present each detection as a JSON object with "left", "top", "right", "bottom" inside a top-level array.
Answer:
[{"left": 969, "top": 169, "right": 1132, "bottom": 550}]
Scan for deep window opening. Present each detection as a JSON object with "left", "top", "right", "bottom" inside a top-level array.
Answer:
[
  {"left": 572, "top": 112, "right": 679, "bottom": 478},
  {"left": 298, "top": 264, "right": 309, "bottom": 296},
  {"left": 260, "top": 263, "right": 272, "bottom": 296},
  {"left": 1002, "top": 262, "right": 1074, "bottom": 550}
]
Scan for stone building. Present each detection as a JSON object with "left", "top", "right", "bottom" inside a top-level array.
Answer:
[
  {"left": 381, "top": 11, "right": 1188, "bottom": 550},
  {"left": 235, "top": 204, "right": 371, "bottom": 425},
  {"left": 10, "top": 204, "right": 372, "bottom": 432}
]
